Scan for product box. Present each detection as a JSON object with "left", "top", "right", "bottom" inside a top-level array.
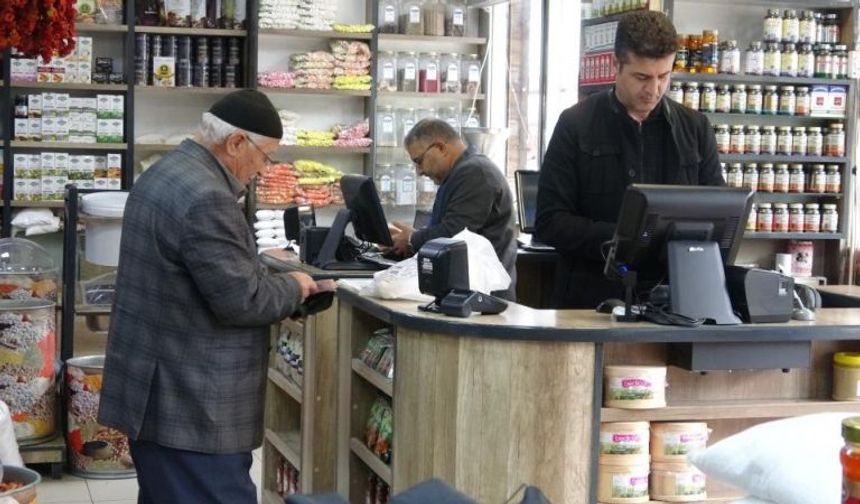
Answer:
[
  {"left": 54, "top": 116, "right": 70, "bottom": 142},
  {"left": 106, "top": 119, "right": 124, "bottom": 143},
  {"left": 94, "top": 155, "right": 108, "bottom": 189},
  {"left": 28, "top": 94, "right": 43, "bottom": 118},
  {"left": 107, "top": 177, "right": 121, "bottom": 191},
  {"left": 50, "top": 58, "right": 66, "bottom": 83},
  {"left": 54, "top": 93, "right": 70, "bottom": 113},
  {"left": 76, "top": 37, "right": 93, "bottom": 62},
  {"left": 829, "top": 86, "right": 847, "bottom": 115},
  {"left": 81, "top": 155, "right": 96, "bottom": 184},
  {"left": 67, "top": 155, "right": 83, "bottom": 183},
  {"left": 96, "top": 95, "right": 112, "bottom": 119},
  {"left": 69, "top": 98, "right": 82, "bottom": 113},
  {"left": 41, "top": 93, "right": 55, "bottom": 115},
  {"left": 152, "top": 56, "right": 176, "bottom": 87},
  {"left": 14, "top": 119, "right": 29, "bottom": 141},
  {"left": 78, "top": 61, "right": 92, "bottom": 84},
  {"left": 28, "top": 118, "right": 43, "bottom": 142},
  {"left": 95, "top": 56, "right": 113, "bottom": 74},
  {"left": 111, "top": 95, "right": 125, "bottom": 117},
  {"left": 811, "top": 85, "right": 829, "bottom": 116},
  {"left": 13, "top": 154, "right": 31, "bottom": 201},
  {"left": 106, "top": 153, "right": 122, "bottom": 177},
  {"left": 65, "top": 62, "right": 79, "bottom": 83},
  {"left": 40, "top": 152, "right": 55, "bottom": 174},
  {"left": 36, "top": 59, "right": 52, "bottom": 84},
  {"left": 583, "top": 21, "right": 618, "bottom": 53},
  {"left": 10, "top": 58, "right": 34, "bottom": 83},
  {"left": 82, "top": 97, "right": 97, "bottom": 112},
  {"left": 96, "top": 119, "right": 111, "bottom": 143}
]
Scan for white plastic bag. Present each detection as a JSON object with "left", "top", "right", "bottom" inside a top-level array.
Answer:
[{"left": 0, "top": 401, "right": 23, "bottom": 467}]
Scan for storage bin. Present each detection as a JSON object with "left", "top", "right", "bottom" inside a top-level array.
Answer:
[
  {"left": 650, "top": 422, "right": 709, "bottom": 462},
  {"left": 650, "top": 462, "right": 707, "bottom": 502},
  {"left": 603, "top": 365, "right": 667, "bottom": 409},
  {"left": 81, "top": 192, "right": 128, "bottom": 267},
  {"left": 833, "top": 352, "right": 860, "bottom": 401},
  {"left": 599, "top": 421, "right": 650, "bottom": 464},
  {"left": 596, "top": 461, "right": 650, "bottom": 503}
]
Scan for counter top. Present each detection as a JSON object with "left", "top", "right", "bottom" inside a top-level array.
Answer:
[
  {"left": 261, "top": 248, "right": 376, "bottom": 279},
  {"left": 819, "top": 285, "right": 860, "bottom": 298},
  {"left": 337, "top": 281, "right": 860, "bottom": 343}
]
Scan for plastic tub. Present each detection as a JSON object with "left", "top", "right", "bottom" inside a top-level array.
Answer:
[
  {"left": 0, "top": 299, "right": 57, "bottom": 444},
  {"left": 81, "top": 192, "right": 128, "bottom": 267},
  {"left": 599, "top": 421, "right": 650, "bottom": 464},
  {"left": 650, "top": 462, "right": 707, "bottom": 501},
  {"left": 651, "top": 422, "right": 709, "bottom": 462},
  {"left": 66, "top": 355, "right": 135, "bottom": 478},
  {"left": 0, "top": 465, "right": 41, "bottom": 503},
  {"left": 0, "top": 238, "right": 58, "bottom": 301},
  {"left": 834, "top": 352, "right": 860, "bottom": 401},
  {"left": 596, "top": 461, "right": 650, "bottom": 503},
  {"left": 603, "top": 365, "right": 667, "bottom": 409}
]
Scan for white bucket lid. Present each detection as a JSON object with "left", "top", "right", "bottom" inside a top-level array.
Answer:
[{"left": 82, "top": 192, "right": 128, "bottom": 219}]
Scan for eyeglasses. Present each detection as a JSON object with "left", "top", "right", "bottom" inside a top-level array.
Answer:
[
  {"left": 245, "top": 135, "right": 277, "bottom": 167},
  {"left": 411, "top": 142, "right": 440, "bottom": 166}
]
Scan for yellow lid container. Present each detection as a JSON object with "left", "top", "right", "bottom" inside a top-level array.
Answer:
[
  {"left": 603, "top": 365, "right": 667, "bottom": 409},
  {"left": 597, "top": 461, "right": 650, "bottom": 504},
  {"left": 599, "top": 422, "right": 651, "bottom": 464},
  {"left": 650, "top": 422, "right": 709, "bottom": 462},
  {"left": 833, "top": 352, "right": 860, "bottom": 401},
  {"left": 650, "top": 462, "right": 707, "bottom": 502}
]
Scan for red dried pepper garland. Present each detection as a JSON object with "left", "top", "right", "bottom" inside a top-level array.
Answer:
[{"left": 0, "top": 0, "right": 77, "bottom": 62}]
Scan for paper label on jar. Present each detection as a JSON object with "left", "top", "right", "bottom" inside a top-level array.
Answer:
[
  {"left": 608, "top": 377, "right": 654, "bottom": 400},
  {"left": 422, "top": 176, "right": 435, "bottom": 192},
  {"left": 823, "top": 213, "right": 839, "bottom": 232},
  {"left": 405, "top": 63, "right": 416, "bottom": 80},
  {"left": 674, "top": 471, "right": 707, "bottom": 496},
  {"left": 383, "top": 63, "right": 395, "bottom": 81},
  {"left": 453, "top": 8, "right": 464, "bottom": 26},
  {"left": 402, "top": 119, "right": 415, "bottom": 134},
  {"left": 764, "top": 19, "right": 781, "bottom": 41},
  {"left": 468, "top": 65, "right": 481, "bottom": 83},
  {"left": 427, "top": 63, "right": 438, "bottom": 81},
  {"left": 599, "top": 432, "right": 645, "bottom": 455},
  {"left": 660, "top": 432, "right": 707, "bottom": 455},
  {"left": 384, "top": 5, "right": 396, "bottom": 23},
  {"left": 446, "top": 64, "right": 459, "bottom": 83},
  {"left": 409, "top": 6, "right": 420, "bottom": 24},
  {"left": 382, "top": 116, "right": 394, "bottom": 134},
  {"left": 397, "top": 176, "right": 416, "bottom": 205},
  {"left": 379, "top": 175, "right": 392, "bottom": 192},
  {"left": 611, "top": 474, "right": 648, "bottom": 498}
]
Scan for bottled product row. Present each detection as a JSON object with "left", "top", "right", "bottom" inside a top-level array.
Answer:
[
  {"left": 375, "top": 104, "right": 480, "bottom": 148},
  {"left": 135, "top": 0, "right": 248, "bottom": 29},
  {"left": 9, "top": 38, "right": 124, "bottom": 85},
  {"left": 274, "top": 457, "right": 301, "bottom": 497},
  {"left": 722, "top": 162, "right": 842, "bottom": 194},
  {"left": 134, "top": 34, "right": 244, "bottom": 87},
  {"left": 377, "top": 52, "right": 482, "bottom": 95},
  {"left": 748, "top": 202, "right": 839, "bottom": 234},
  {"left": 588, "top": 0, "right": 649, "bottom": 19},
  {"left": 12, "top": 93, "right": 125, "bottom": 144},
  {"left": 377, "top": 0, "right": 475, "bottom": 38},
  {"left": 375, "top": 163, "right": 436, "bottom": 209},
  {"left": 668, "top": 82, "right": 847, "bottom": 117},
  {"left": 12, "top": 152, "right": 123, "bottom": 201},
  {"left": 714, "top": 124, "right": 845, "bottom": 158}
]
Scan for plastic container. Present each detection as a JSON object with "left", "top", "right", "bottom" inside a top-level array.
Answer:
[
  {"left": 0, "top": 299, "right": 56, "bottom": 444},
  {"left": 599, "top": 422, "right": 650, "bottom": 464},
  {"left": 842, "top": 416, "right": 860, "bottom": 503},
  {"left": 833, "top": 352, "right": 860, "bottom": 401},
  {"left": 596, "top": 462, "right": 650, "bottom": 503},
  {"left": 66, "top": 355, "right": 135, "bottom": 478},
  {"left": 603, "top": 365, "right": 667, "bottom": 409},
  {"left": 0, "top": 238, "right": 58, "bottom": 301},
  {"left": 650, "top": 422, "right": 709, "bottom": 462},
  {"left": 81, "top": 192, "right": 129, "bottom": 267},
  {"left": 0, "top": 465, "right": 41, "bottom": 503},
  {"left": 650, "top": 462, "right": 707, "bottom": 501}
]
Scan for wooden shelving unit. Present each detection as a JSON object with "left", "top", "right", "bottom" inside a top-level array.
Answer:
[
  {"left": 260, "top": 28, "right": 373, "bottom": 40},
  {"left": 265, "top": 428, "right": 302, "bottom": 470},
  {"left": 377, "top": 34, "right": 488, "bottom": 45},
  {"left": 349, "top": 438, "right": 392, "bottom": 484},
  {"left": 133, "top": 26, "right": 247, "bottom": 37},
  {"left": 377, "top": 91, "right": 485, "bottom": 101},
  {"left": 75, "top": 23, "right": 129, "bottom": 33},
  {"left": 10, "top": 200, "right": 64, "bottom": 208},
  {"left": 8, "top": 82, "right": 128, "bottom": 92},
  {"left": 268, "top": 367, "right": 303, "bottom": 405},
  {"left": 9, "top": 141, "right": 128, "bottom": 150},
  {"left": 351, "top": 359, "right": 393, "bottom": 397},
  {"left": 259, "top": 87, "right": 372, "bottom": 97}
]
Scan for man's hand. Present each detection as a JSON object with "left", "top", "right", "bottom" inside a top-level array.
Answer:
[
  {"left": 389, "top": 221, "right": 416, "bottom": 257},
  {"left": 288, "top": 272, "right": 325, "bottom": 302}
]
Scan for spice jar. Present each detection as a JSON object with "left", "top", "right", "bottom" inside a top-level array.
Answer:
[
  {"left": 781, "top": 42, "right": 799, "bottom": 76},
  {"left": 398, "top": 107, "right": 417, "bottom": 144},
  {"left": 783, "top": 9, "right": 800, "bottom": 43},
  {"left": 825, "top": 13, "right": 841, "bottom": 44},
  {"left": 789, "top": 163, "right": 805, "bottom": 192},
  {"left": 835, "top": 360, "right": 860, "bottom": 401},
  {"left": 798, "top": 43, "right": 815, "bottom": 77},
  {"left": 461, "top": 106, "right": 480, "bottom": 128},
  {"left": 683, "top": 82, "right": 700, "bottom": 110},
  {"left": 747, "top": 203, "right": 758, "bottom": 231},
  {"left": 815, "top": 44, "right": 832, "bottom": 78},
  {"left": 730, "top": 84, "right": 747, "bottom": 114},
  {"left": 376, "top": 105, "right": 398, "bottom": 147},
  {"left": 419, "top": 52, "right": 440, "bottom": 92},
  {"left": 700, "top": 82, "right": 716, "bottom": 112},
  {"left": 807, "top": 127, "right": 824, "bottom": 156},
  {"left": 441, "top": 53, "right": 462, "bottom": 93},
  {"left": 773, "top": 203, "right": 789, "bottom": 232},
  {"left": 726, "top": 162, "right": 743, "bottom": 188},
  {"left": 778, "top": 85, "right": 796, "bottom": 115},
  {"left": 743, "top": 163, "right": 759, "bottom": 191},
  {"left": 774, "top": 163, "right": 790, "bottom": 192},
  {"left": 423, "top": 0, "right": 445, "bottom": 36},
  {"left": 720, "top": 40, "right": 741, "bottom": 74},
  {"left": 730, "top": 126, "right": 745, "bottom": 154},
  {"left": 792, "top": 126, "right": 807, "bottom": 156},
  {"left": 375, "top": 164, "right": 396, "bottom": 204},
  {"left": 378, "top": 51, "right": 398, "bottom": 92},
  {"left": 826, "top": 164, "right": 842, "bottom": 193},
  {"left": 398, "top": 51, "right": 419, "bottom": 92},
  {"left": 835, "top": 44, "right": 849, "bottom": 79},
  {"left": 715, "top": 84, "right": 731, "bottom": 112},
  {"left": 378, "top": 0, "right": 399, "bottom": 33},
  {"left": 745, "top": 125, "right": 762, "bottom": 155},
  {"left": 439, "top": 105, "right": 460, "bottom": 132},
  {"left": 826, "top": 123, "right": 846, "bottom": 157},
  {"left": 756, "top": 203, "right": 773, "bottom": 232},
  {"left": 674, "top": 34, "right": 689, "bottom": 72},
  {"left": 799, "top": 10, "right": 817, "bottom": 44},
  {"left": 687, "top": 34, "right": 703, "bottom": 73},
  {"left": 461, "top": 53, "right": 481, "bottom": 94},
  {"left": 667, "top": 81, "right": 683, "bottom": 103},
  {"left": 763, "top": 9, "right": 782, "bottom": 42},
  {"left": 445, "top": 0, "right": 466, "bottom": 37},
  {"left": 795, "top": 86, "right": 811, "bottom": 116},
  {"left": 808, "top": 164, "right": 826, "bottom": 192},
  {"left": 789, "top": 203, "right": 805, "bottom": 232},
  {"left": 815, "top": 12, "right": 826, "bottom": 43},
  {"left": 400, "top": 1, "right": 425, "bottom": 35},
  {"left": 745, "top": 42, "right": 765, "bottom": 75},
  {"left": 777, "top": 126, "right": 793, "bottom": 155},
  {"left": 758, "top": 163, "right": 775, "bottom": 192},
  {"left": 804, "top": 203, "right": 821, "bottom": 232},
  {"left": 822, "top": 203, "right": 839, "bottom": 232},
  {"left": 761, "top": 125, "right": 778, "bottom": 155},
  {"left": 763, "top": 85, "right": 779, "bottom": 115},
  {"left": 764, "top": 42, "right": 782, "bottom": 76},
  {"left": 702, "top": 30, "right": 719, "bottom": 73},
  {"left": 746, "top": 84, "right": 763, "bottom": 114},
  {"left": 715, "top": 124, "right": 730, "bottom": 154}
]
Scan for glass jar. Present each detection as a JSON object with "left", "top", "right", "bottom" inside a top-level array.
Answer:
[
  {"left": 400, "top": 0, "right": 425, "bottom": 35},
  {"left": 730, "top": 125, "right": 745, "bottom": 154},
  {"left": 763, "top": 85, "right": 779, "bottom": 115},
  {"left": 777, "top": 126, "right": 793, "bottom": 155},
  {"left": 461, "top": 106, "right": 480, "bottom": 128},
  {"left": 764, "top": 42, "right": 782, "bottom": 76},
  {"left": 788, "top": 203, "right": 805, "bottom": 232},
  {"left": 398, "top": 51, "right": 419, "bottom": 92},
  {"left": 774, "top": 163, "right": 790, "bottom": 192},
  {"left": 415, "top": 106, "right": 437, "bottom": 122},
  {"left": 397, "top": 107, "right": 417, "bottom": 145},
  {"left": 773, "top": 203, "right": 789, "bottom": 232},
  {"left": 700, "top": 82, "right": 716, "bottom": 112},
  {"left": 808, "top": 164, "right": 826, "bottom": 192},
  {"left": 461, "top": 53, "right": 481, "bottom": 94},
  {"left": 721, "top": 162, "right": 728, "bottom": 183},
  {"left": 762, "top": 125, "right": 778, "bottom": 154},
  {"left": 822, "top": 203, "right": 839, "bottom": 232},
  {"left": 720, "top": 40, "right": 741, "bottom": 74},
  {"left": 439, "top": 105, "right": 461, "bottom": 132},
  {"left": 815, "top": 12, "right": 826, "bottom": 44},
  {"left": 702, "top": 30, "right": 719, "bottom": 73},
  {"left": 835, "top": 44, "right": 849, "bottom": 79},
  {"left": 799, "top": 10, "right": 816, "bottom": 44},
  {"left": 715, "top": 84, "right": 731, "bottom": 112},
  {"left": 378, "top": 51, "right": 398, "bottom": 92},
  {"left": 715, "top": 124, "right": 730, "bottom": 153},
  {"left": 419, "top": 52, "right": 440, "bottom": 93},
  {"left": 417, "top": 175, "right": 436, "bottom": 210},
  {"left": 667, "top": 81, "right": 684, "bottom": 103},
  {"left": 745, "top": 42, "right": 765, "bottom": 75},
  {"left": 792, "top": 126, "right": 807, "bottom": 156},
  {"left": 743, "top": 163, "right": 759, "bottom": 191},
  {"left": 763, "top": 9, "right": 782, "bottom": 42},
  {"left": 758, "top": 163, "right": 775, "bottom": 192},
  {"left": 395, "top": 163, "right": 417, "bottom": 206},
  {"left": 756, "top": 203, "right": 773, "bottom": 232},
  {"left": 778, "top": 86, "right": 796, "bottom": 115},
  {"left": 730, "top": 84, "right": 747, "bottom": 113},
  {"left": 815, "top": 44, "right": 832, "bottom": 78},
  {"left": 683, "top": 82, "right": 700, "bottom": 110},
  {"left": 804, "top": 203, "right": 821, "bottom": 232},
  {"left": 423, "top": 0, "right": 445, "bottom": 36},
  {"left": 825, "top": 13, "right": 840, "bottom": 44},
  {"left": 727, "top": 162, "right": 743, "bottom": 188},
  {"left": 782, "top": 9, "right": 800, "bottom": 44},
  {"left": 375, "top": 164, "right": 396, "bottom": 205},
  {"left": 789, "top": 163, "right": 805, "bottom": 192},
  {"left": 807, "top": 126, "right": 824, "bottom": 156},
  {"left": 745, "top": 125, "right": 761, "bottom": 155},
  {"left": 746, "top": 84, "right": 763, "bottom": 114},
  {"left": 794, "top": 86, "right": 811, "bottom": 116},
  {"left": 687, "top": 34, "right": 703, "bottom": 73},
  {"left": 675, "top": 34, "right": 689, "bottom": 72},
  {"left": 826, "top": 123, "right": 846, "bottom": 157},
  {"left": 441, "top": 53, "right": 461, "bottom": 94},
  {"left": 781, "top": 42, "right": 799, "bottom": 76},
  {"left": 379, "top": 0, "right": 399, "bottom": 34},
  {"left": 826, "top": 164, "right": 842, "bottom": 193},
  {"left": 445, "top": 0, "right": 466, "bottom": 37},
  {"left": 798, "top": 43, "right": 815, "bottom": 77},
  {"left": 747, "top": 203, "right": 758, "bottom": 231},
  {"left": 376, "top": 106, "right": 399, "bottom": 147}
]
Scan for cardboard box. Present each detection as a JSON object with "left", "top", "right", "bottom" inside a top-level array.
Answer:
[
  {"left": 94, "top": 156, "right": 108, "bottom": 179},
  {"left": 96, "top": 94, "right": 112, "bottom": 118},
  {"left": 81, "top": 156, "right": 95, "bottom": 183},
  {"left": 65, "top": 61, "right": 79, "bottom": 83},
  {"left": 55, "top": 116, "right": 71, "bottom": 142},
  {"left": 54, "top": 93, "right": 70, "bottom": 112},
  {"left": 97, "top": 119, "right": 111, "bottom": 143},
  {"left": 107, "top": 153, "right": 122, "bottom": 178},
  {"left": 68, "top": 155, "right": 82, "bottom": 182},
  {"left": 28, "top": 94, "right": 42, "bottom": 118},
  {"left": 14, "top": 119, "right": 29, "bottom": 141},
  {"left": 152, "top": 56, "right": 176, "bottom": 87},
  {"left": 111, "top": 95, "right": 125, "bottom": 117},
  {"left": 28, "top": 118, "right": 42, "bottom": 142},
  {"left": 76, "top": 37, "right": 93, "bottom": 62},
  {"left": 82, "top": 98, "right": 97, "bottom": 113},
  {"left": 78, "top": 62, "right": 92, "bottom": 84},
  {"left": 829, "top": 86, "right": 847, "bottom": 115},
  {"left": 811, "top": 85, "right": 829, "bottom": 115},
  {"left": 107, "top": 177, "right": 121, "bottom": 191}
]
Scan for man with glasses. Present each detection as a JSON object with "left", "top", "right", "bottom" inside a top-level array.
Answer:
[
  {"left": 390, "top": 119, "right": 517, "bottom": 299},
  {"left": 98, "top": 89, "right": 333, "bottom": 503}
]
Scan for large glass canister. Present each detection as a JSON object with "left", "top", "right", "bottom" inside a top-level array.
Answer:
[
  {"left": 394, "top": 164, "right": 417, "bottom": 206},
  {"left": 462, "top": 106, "right": 481, "bottom": 128},
  {"left": 417, "top": 175, "right": 437, "bottom": 210},
  {"left": 375, "top": 164, "right": 396, "bottom": 205},
  {"left": 419, "top": 52, "right": 441, "bottom": 93},
  {"left": 441, "top": 53, "right": 462, "bottom": 93},
  {"left": 378, "top": 0, "right": 400, "bottom": 33},
  {"left": 376, "top": 106, "right": 399, "bottom": 147},
  {"left": 0, "top": 238, "right": 58, "bottom": 301},
  {"left": 415, "top": 107, "right": 437, "bottom": 122},
  {"left": 398, "top": 51, "right": 419, "bottom": 92},
  {"left": 423, "top": 0, "right": 445, "bottom": 36},
  {"left": 461, "top": 53, "right": 482, "bottom": 94},
  {"left": 397, "top": 107, "right": 417, "bottom": 145},
  {"left": 445, "top": 0, "right": 466, "bottom": 37},
  {"left": 439, "top": 105, "right": 461, "bottom": 133},
  {"left": 400, "top": 0, "right": 425, "bottom": 35},
  {"left": 377, "top": 51, "right": 398, "bottom": 92}
]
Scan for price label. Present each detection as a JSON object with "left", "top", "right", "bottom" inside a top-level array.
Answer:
[{"left": 453, "top": 9, "right": 464, "bottom": 26}]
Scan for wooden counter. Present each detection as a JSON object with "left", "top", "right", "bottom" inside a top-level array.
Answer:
[
  {"left": 818, "top": 284, "right": 860, "bottom": 307},
  {"left": 335, "top": 282, "right": 860, "bottom": 503}
]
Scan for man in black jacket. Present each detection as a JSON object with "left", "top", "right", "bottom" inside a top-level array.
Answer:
[{"left": 535, "top": 10, "right": 725, "bottom": 309}]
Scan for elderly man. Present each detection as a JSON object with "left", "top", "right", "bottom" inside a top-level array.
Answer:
[
  {"left": 98, "top": 89, "right": 333, "bottom": 503},
  {"left": 389, "top": 119, "right": 517, "bottom": 299}
]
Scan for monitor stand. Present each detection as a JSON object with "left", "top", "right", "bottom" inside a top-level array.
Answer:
[{"left": 667, "top": 241, "right": 741, "bottom": 325}]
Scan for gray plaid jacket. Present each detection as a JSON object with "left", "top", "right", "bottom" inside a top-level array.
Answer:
[{"left": 97, "top": 139, "right": 302, "bottom": 453}]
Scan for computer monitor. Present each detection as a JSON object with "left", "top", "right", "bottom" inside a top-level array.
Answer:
[
  {"left": 340, "top": 174, "right": 393, "bottom": 247},
  {"left": 283, "top": 204, "right": 316, "bottom": 242},
  {"left": 604, "top": 184, "right": 753, "bottom": 324},
  {"left": 515, "top": 170, "right": 539, "bottom": 234}
]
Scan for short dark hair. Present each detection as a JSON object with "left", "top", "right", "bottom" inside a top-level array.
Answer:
[
  {"left": 403, "top": 119, "right": 460, "bottom": 147},
  {"left": 614, "top": 10, "right": 677, "bottom": 65}
]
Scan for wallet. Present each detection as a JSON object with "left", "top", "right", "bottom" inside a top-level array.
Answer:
[{"left": 290, "top": 290, "right": 335, "bottom": 319}]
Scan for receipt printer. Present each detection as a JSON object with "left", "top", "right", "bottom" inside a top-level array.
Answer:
[{"left": 726, "top": 265, "right": 794, "bottom": 323}]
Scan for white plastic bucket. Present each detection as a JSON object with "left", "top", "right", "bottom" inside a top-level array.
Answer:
[{"left": 81, "top": 192, "right": 128, "bottom": 267}]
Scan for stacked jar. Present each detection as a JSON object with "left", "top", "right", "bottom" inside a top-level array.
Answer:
[
  {"left": 756, "top": 200, "right": 837, "bottom": 234},
  {"left": 650, "top": 423, "right": 708, "bottom": 502},
  {"left": 727, "top": 163, "right": 843, "bottom": 194},
  {"left": 680, "top": 82, "right": 813, "bottom": 116}
]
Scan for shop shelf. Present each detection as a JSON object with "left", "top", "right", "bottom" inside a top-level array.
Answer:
[
  {"left": 377, "top": 33, "right": 488, "bottom": 45},
  {"left": 672, "top": 72, "right": 851, "bottom": 88},
  {"left": 260, "top": 28, "right": 372, "bottom": 40},
  {"left": 744, "top": 231, "right": 843, "bottom": 240},
  {"left": 276, "top": 145, "right": 372, "bottom": 156},
  {"left": 134, "top": 143, "right": 178, "bottom": 152},
  {"left": 262, "top": 490, "right": 283, "bottom": 504},
  {"left": 133, "top": 26, "right": 247, "bottom": 37},
  {"left": 349, "top": 437, "right": 392, "bottom": 485},
  {"left": 9, "top": 82, "right": 128, "bottom": 92},
  {"left": 9, "top": 200, "right": 64, "bottom": 208},
  {"left": 268, "top": 368, "right": 303, "bottom": 405},
  {"left": 752, "top": 192, "right": 842, "bottom": 202},
  {"left": 9, "top": 141, "right": 128, "bottom": 151},
  {"left": 602, "top": 399, "right": 860, "bottom": 422},
  {"left": 718, "top": 154, "right": 848, "bottom": 164},
  {"left": 377, "top": 91, "right": 485, "bottom": 101},
  {"left": 351, "top": 359, "right": 393, "bottom": 397},
  {"left": 75, "top": 23, "right": 129, "bottom": 33},
  {"left": 703, "top": 112, "right": 846, "bottom": 124},
  {"left": 260, "top": 87, "right": 371, "bottom": 97},
  {"left": 75, "top": 304, "right": 111, "bottom": 315},
  {"left": 135, "top": 86, "right": 243, "bottom": 95},
  {"left": 582, "top": 10, "right": 646, "bottom": 27},
  {"left": 265, "top": 429, "right": 302, "bottom": 471}
]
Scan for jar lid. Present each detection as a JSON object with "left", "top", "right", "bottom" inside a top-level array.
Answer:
[
  {"left": 781, "top": 85, "right": 795, "bottom": 91},
  {"left": 831, "top": 123, "right": 844, "bottom": 129},
  {"left": 702, "top": 82, "right": 715, "bottom": 88},
  {"left": 790, "top": 163, "right": 804, "bottom": 169},
  {"left": 808, "top": 126, "right": 821, "bottom": 132},
  {"left": 789, "top": 203, "right": 805, "bottom": 208},
  {"left": 760, "top": 163, "right": 774, "bottom": 168},
  {"left": 774, "top": 203, "right": 788, "bottom": 208},
  {"left": 775, "top": 163, "right": 788, "bottom": 168},
  {"left": 779, "top": 126, "right": 793, "bottom": 131},
  {"left": 783, "top": 42, "right": 796, "bottom": 49},
  {"left": 686, "top": 81, "right": 699, "bottom": 87},
  {"left": 843, "top": 417, "right": 860, "bottom": 444},
  {"left": 734, "top": 84, "right": 746, "bottom": 90},
  {"left": 748, "top": 84, "right": 762, "bottom": 90},
  {"left": 793, "top": 126, "right": 806, "bottom": 132},
  {"left": 763, "top": 125, "right": 777, "bottom": 131},
  {"left": 716, "top": 124, "right": 730, "bottom": 129},
  {"left": 745, "top": 162, "right": 758, "bottom": 169},
  {"left": 746, "top": 125, "right": 759, "bottom": 130},
  {"left": 805, "top": 203, "right": 820, "bottom": 209},
  {"left": 765, "top": 85, "right": 778, "bottom": 91},
  {"left": 758, "top": 203, "right": 772, "bottom": 208},
  {"left": 749, "top": 41, "right": 763, "bottom": 49},
  {"left": 730, "top": 162, "right": 742, "bottom": 168},
  {"left": 811, "top": 164, "right": 824, "bottom": 169},
  {"left": 827, "top": 164, "right": 840, "bottom": 170},
  {"left": 823, "top": 203, "right": 837, "bottom": 210}
]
